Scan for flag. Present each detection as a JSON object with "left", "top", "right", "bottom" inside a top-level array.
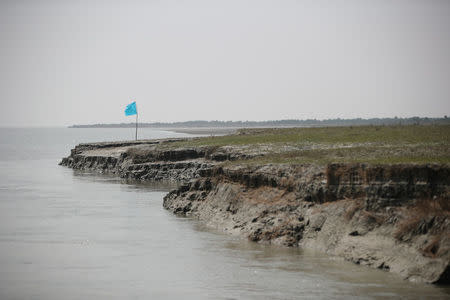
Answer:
[{"left": 125, "top": 101, "right": 137, "bottom": 116}]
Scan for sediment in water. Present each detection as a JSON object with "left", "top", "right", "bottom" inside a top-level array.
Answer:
[{"left": 60, "top": 139, "right": 450, "bottom": 284}]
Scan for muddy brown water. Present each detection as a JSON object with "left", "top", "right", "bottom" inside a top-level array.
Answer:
[{"left": 0, "top": 128, "right": 448, "bottom": 299}]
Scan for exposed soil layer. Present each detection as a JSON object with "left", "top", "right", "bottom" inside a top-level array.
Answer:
[{"left": 60, "top": 139, "right": 450, "bottom": 284}]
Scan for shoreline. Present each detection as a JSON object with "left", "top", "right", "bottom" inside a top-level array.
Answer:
[{"left": 59, "top": 127, "right": 450, "bottom": 284}]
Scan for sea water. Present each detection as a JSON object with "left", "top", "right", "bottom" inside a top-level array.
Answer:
[{"left": 0, "top": 128, "right": 448, "bottom": 299}]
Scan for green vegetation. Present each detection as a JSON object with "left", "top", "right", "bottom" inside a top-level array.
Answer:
[
  {"left": 176, "top": 125, "right": 449, "bottom": 146},
  {"left": 165, "top": 125, "right": 450, "bottom": 165},
  {"left": 235, "top": 145, "right": 450, "bottom": 165}
]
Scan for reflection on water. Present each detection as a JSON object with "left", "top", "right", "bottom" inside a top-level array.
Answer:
[
  {"left": 0, "top": 128, "right": 449, "bottom": 299},
  {"left": 72, "top": 169, "right": 181, "bottom": 192}
]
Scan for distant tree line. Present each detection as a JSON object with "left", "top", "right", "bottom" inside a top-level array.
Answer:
[{"left": 69, "top": 117, "right": 450, "bottom": 128}]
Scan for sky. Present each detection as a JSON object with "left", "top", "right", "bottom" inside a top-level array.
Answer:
[{"left": 0, "top": 0, "right": 449, "bottom": 127}]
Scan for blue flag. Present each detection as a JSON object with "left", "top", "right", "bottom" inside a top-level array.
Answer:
[{"left": 125, "top": 101, "right": 137, "bottom": 116}]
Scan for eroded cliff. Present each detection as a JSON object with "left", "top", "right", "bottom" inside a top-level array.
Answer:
[{"left": 60, "top": 138, "right": 450, "bottom": 284}]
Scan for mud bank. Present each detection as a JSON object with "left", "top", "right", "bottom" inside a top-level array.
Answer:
[{"left": 60, "top": 140, "right": 450, "bottom": 284}]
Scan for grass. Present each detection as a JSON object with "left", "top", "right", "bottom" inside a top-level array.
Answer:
[
  {"left": 171, "top": 124, "right": 450, "bottom": 147},
  {"left": 159, "top": 125, "right": 450, "bottom": 165},
  {"left": 231, "top": 144, "right": 450, "bottom": 165}
]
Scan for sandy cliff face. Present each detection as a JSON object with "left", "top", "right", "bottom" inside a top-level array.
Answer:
[{"left": 60, "top": 141, "right": 450, "bottom": 284}]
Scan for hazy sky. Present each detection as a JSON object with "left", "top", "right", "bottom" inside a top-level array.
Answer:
[{"left": 1, "top": 0, "right": 449, "bottom": 126}]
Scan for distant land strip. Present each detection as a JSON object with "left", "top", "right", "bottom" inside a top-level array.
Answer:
[{"left": 69, "top": 117, "right": 450, "bottom": 128}]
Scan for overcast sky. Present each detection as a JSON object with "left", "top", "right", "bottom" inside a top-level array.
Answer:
[{"left": 1, "top": 0, "right": 449, "bottom": 126}]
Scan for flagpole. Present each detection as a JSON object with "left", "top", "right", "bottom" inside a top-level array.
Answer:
[{"left": 135, "top": 110, "right": 138, "bottom": 141}]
